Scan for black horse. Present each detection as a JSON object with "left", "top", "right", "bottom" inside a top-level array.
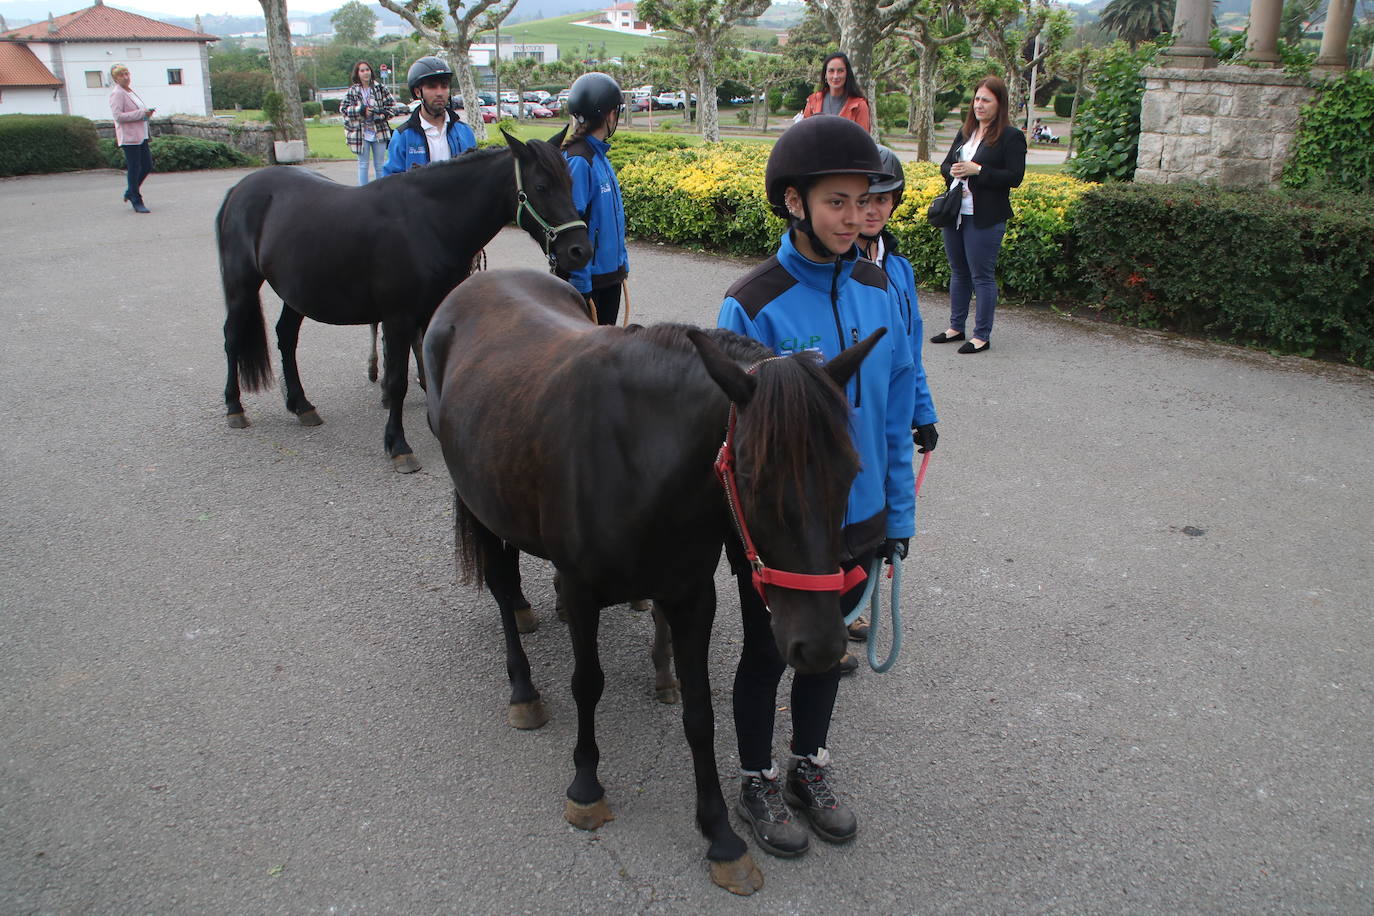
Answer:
[
  {"left": 423, "top": 268, "right": 884, "bottom": 894},
  {"left": 216, "top": 129, "right": 589, "bottom": 472}
]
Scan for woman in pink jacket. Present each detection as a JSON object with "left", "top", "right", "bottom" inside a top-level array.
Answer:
[{"left": 108, "top": 64, "right": 154, "bottom": 213}]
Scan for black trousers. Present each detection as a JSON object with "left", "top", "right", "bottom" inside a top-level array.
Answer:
[
  {"left": 122, "top": 140, "right": 152, "bottom": 204},
  {"left": 587, "top": 282, "right": 622, "bottom": 326},
  {"left": 732, "top": 548, "right": 876, "bottom": 771}
]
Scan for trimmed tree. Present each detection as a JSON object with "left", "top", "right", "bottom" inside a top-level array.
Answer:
[{"left": 259, "top": 0, "right": 306, "bottom": 145}]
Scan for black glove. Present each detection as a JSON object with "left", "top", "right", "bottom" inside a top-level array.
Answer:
[
  {"left": 913, "top": 424, "right": 938, "bottom": 453},
  {"left": 878, "top": 537, "right": 909, "bottom": 563}
]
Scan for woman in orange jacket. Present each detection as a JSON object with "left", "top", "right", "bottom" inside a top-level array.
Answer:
[{"left": 801, "top": 52, "right": 871, "bottom": 132}]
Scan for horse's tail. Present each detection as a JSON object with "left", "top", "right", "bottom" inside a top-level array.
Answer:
[
  {"left": 453, "top": 490, "right": 486, "bottom": 590},
  {"left": 216, "top": 186, "right": 273, "bottom": 393}
]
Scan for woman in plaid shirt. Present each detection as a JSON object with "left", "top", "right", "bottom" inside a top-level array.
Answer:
[{"left": 341, "top": 61, "right": 402, "bottom": 185}]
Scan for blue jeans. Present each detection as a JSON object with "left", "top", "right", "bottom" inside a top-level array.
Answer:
[
  {"left": 356, "top": 137, "right": 386, "bottom": 184},
  {"left": 942, "top": 218, "right": 1007, "bottom": 342},
  {"left": 122, "top": 140, "right": 152, "bottom": 204}
]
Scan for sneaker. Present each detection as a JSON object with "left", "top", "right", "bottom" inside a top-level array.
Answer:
[
  {"left": 785, "top": 754, "right": 858, "bottom": 843},
  {"left": 736, "top": 771, "right": 810, "bottom": 857},
  {"left": 837, "top": 652, "right": 859, "bottom": 676},
  {"left": 847, "top": 615, "right": 870, "bottom": 641}
]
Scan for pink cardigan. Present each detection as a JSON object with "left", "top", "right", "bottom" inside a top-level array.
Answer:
[{"left": 109, "top": 84, "right": 150, "bottom": 146}]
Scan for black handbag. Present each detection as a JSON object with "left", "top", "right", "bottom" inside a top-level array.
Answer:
[{"left": 926, "top": 181, "right": 962, "bottom": 228}]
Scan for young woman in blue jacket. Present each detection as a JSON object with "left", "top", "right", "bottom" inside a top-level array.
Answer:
[
  {"left": 717, "top": 116, "right": 928, "bottom": 859},
  {"left": 561, "top": 72, "right": 629, "bottom": 325}
]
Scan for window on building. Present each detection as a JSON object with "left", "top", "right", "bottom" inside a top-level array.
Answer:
[
  {"left": 167, "top": 69, "right": 182, "bottom": 85},
  {"left": 125, "top": 47, "right": 142, "bottom": 59},
  {"left": 85, "top": 70, "right": 103, "bottom": 88}
]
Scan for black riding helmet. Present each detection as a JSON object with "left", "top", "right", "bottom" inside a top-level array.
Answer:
[
  {"left": 568, "top": 72, "right": 623, "bottom": 125},
  {"left": 765, "top": 116, "right": 890, "bottom": 255},
  {"left": 407, "top": 55, "right": 452, "bottom": 100},
  {"left": 869, "top": 145, "right": 906, "bottom": 207}
]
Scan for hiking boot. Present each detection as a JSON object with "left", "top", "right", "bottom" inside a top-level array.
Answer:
[
  {"left": 785, "top": 754, "right": 858, "bottom": 843},
  {"left": 736, "top": 771, "right": 810, "bottom": 858},
  {"left": 847, "top": 615, "right": 870, "bottom": 641}
]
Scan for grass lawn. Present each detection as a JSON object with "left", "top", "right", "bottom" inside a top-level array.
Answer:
[{"left": 474, "top": 12, "right": 659, "bottom": 62}]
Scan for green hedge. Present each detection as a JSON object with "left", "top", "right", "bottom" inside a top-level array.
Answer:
[
  {"left": 1075, "top": 182, "right": 1374, "bottom": 365},
  {"left": 98, "top": 135, "right": 256, "bottom": 171},
  {"left": 619, "top": 144, "right": 1092, "bottom": 296},
  {"left": 0, "top": 114, "right": 104, "bottom": 177}
]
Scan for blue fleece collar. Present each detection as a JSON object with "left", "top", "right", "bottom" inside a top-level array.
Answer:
[{"left": 776, "top": 230, "right": 861, "bottom": 293}]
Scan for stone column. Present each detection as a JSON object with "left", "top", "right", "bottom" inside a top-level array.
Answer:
[
  {"left": 1243, "top": 0, "right": 1283, "bottom": 64},
  {"left": 1314, "top": 0, "right": 1356, "bottom": 72},
  {"left": 1162, "top": 0, "right": 1217, "bottom": 69}
]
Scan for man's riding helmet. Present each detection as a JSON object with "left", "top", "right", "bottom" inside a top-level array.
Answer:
[
  {"left": 407, "top": 56, "right": 452, "bottom": 100},
  {"left": 869, "top": 145, "right": 906, "bottom": 207},
  {"left": 568, "top": 72, "right": 623, "bottom": 125},
  {"left": 764, "top": 115, "right": 891, "bottom": 219}
]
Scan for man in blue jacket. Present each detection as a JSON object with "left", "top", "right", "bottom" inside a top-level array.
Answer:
[
  {"left": 718, "top": 116, "right": 925, "bottom": 859},
  {"left": 383, "top": 56, "right": 476, "bottom": 176}
]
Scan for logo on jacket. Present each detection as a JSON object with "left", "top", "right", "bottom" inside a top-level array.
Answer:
[{"left": 777, "top": 334, "right": 823, "bottom": 356}]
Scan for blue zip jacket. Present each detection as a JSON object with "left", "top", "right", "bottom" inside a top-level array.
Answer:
[
  {"left": 718, "top": 231, "right": 917, "bottom": 557},
  {"left": 563, "top": 134, "right": 628, "bottom": 294},
  {"left": 872, "top": 231, "right": 938, "bottom": 428},
  {"left": 382, "top": 108, "right": 476, "bottom": 176}
]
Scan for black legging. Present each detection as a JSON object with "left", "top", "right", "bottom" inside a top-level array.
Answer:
[
  {"left": 586, "top": 282, "right": 621, "bottom": 326},
  {"left": 733, "top": 548, "right": 876, "bottom": 771},
  {"left": 122, "top": 140, "right": 152, "bottom": 205}
]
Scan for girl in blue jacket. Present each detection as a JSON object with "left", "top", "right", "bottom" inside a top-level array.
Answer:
[
  {"left": 717, "top": 116, "right": 923, "bottom": 860},
  {"left": 561, "top": 72, "right": 629, "bottom": 325}
]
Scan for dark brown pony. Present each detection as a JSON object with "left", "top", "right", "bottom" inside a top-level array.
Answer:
[
  {"left": 215, "top": 130, "right": 589, "bottom": 472},
  {"left": 422, "top": 268, "right": 884, "bottom": 894}
]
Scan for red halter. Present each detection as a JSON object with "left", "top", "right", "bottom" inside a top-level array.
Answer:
[{"left": 714, "top": 362, "right": 868, "bottom": 605}]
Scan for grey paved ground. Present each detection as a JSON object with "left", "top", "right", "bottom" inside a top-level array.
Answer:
[{"left": 2, "top": 161, "right": 1371, "bottom": 914}]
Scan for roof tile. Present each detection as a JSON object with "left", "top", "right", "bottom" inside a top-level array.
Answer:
[
  {"left": 0, "top": 3, "right": 216, "bottom": 43},
  {"left": 0, "top": 41, "right": 61, "bottom": 86}
]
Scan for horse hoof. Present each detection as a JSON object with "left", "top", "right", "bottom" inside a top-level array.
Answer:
[
  {"left": 392, "top": 453, "right": 421, "bottom": 474},
  {"left": 710, "top": 853, "right": 764, "bottom": 896},
  {"left": 564, "top": 797, "right": 614, "bottom": 831},
  {"left": 508, "top": 698, "right": 548, "bottom": 730},
  {"left": 655, "top": 681, "right": 680, "bottom": 705},
  {"left": 629, "top": 599, "right": 652, "bottom": 613},
  {"left": 296, "top": 409, "right": 323, "bottom": 427},
  {"left": 514, "top": 606, "right": 538, "bottom": 634},
  {"left": 226, "top": 412, "right": 249, "bottom": 429}
]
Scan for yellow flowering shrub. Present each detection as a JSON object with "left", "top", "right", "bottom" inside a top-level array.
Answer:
[{"left": 620, "top": 147, "right": 1095, "bottom": 299}]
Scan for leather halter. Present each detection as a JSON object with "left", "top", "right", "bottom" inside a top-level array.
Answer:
[
  {"left": 513, "top": 156, "right": 587, "bottom": 269},
  {"left": 714, "top": 359, "right": 868, "bottom": 605}
]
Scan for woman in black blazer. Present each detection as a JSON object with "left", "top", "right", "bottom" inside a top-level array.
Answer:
[{"left": 930, "top": 76, "right": 1026, "bottom": 354}]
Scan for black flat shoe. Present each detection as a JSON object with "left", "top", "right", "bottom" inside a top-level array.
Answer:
[
  {"left": 930, "top": 330, "right": 965, "bottom": 343},
  {"left": 122, "top": 191, "right": 129, "bottom": 202},
  {"left": 957, "top": 340, "right": 990, "bottom": 354}
]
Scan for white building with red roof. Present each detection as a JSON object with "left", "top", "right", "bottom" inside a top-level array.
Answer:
[{"left": 0, "top": 0, "right": 216, "bottom": 118}]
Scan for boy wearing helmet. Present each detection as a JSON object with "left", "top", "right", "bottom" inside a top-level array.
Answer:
[
  {"left": 383, "top": 56, "right": 476, "bottom": 175},
  {"left": 717, "top": 116, "right": 918, "bottom": 858},
  {"left": 560, "top": 72, "right": 629, "bottom": 324}
]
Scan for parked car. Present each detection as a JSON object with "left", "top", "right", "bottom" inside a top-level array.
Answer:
[
  {"left": 499, "top": 90, "right": 520, "bottom": 103},
  {"left": 626, "top": 94, "right": 651, "bottom": 112},
  {"left": 523, "top": 90, "right": 552, "bottom": 104},
  {"left": 480, "top": 104, "right": 499, "bottom": 123},
  {"left": 653, "top": 90, "right": 696, "bottom": 110}
]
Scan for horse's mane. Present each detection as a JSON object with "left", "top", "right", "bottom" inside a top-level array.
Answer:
[
  {"left": 404, "top": 138, "right": 572, "bottom": 194},
  {"left": 636, "top": 323, "right": 856, "bottom": 525}
]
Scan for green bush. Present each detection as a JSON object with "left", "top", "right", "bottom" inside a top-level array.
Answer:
[
  {"left": 323, "top": 98, "right": 341, "bottom": 114},
  {"left": 1068, "top": 41, "right": 1163, "bottom": 183},
  {"left": 1283, "top": 70, "right": 1374, "bottom": 194},
  {"left": 619, "top": 145, "right": 1093, "bottom": 297},
  {"left": 1053, "top": 92, "right": 1076, "bottom": 118},
  {"left": 1075, "top": 182, "right": 1374, "bottom": 366},
  {"left": 100, "top": 135, "right": 255, "bottom": 171},
  {"left": 0, "top": 114, "right": 104, "bottom": 177},
  {"left": 262, "top": 90, "right": 287, "bottom": 133},
  {"left": 302, "top": 101, "right": 323, "bottom": 118},
  {"left": 211, "top": 70, "right": 273, "bottom": 109}
]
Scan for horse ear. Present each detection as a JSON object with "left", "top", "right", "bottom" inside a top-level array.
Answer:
[
  {"left": 548, "top": 125, "right": 568, "bottom": 147},
  {"left": 825, "top": 327, "right": 886, "bottom": 389},
  {"left": 502, "top": 128, "right": 532, "bottom": 161},
  {"left": 687, "top": 329, "right": 758, "bottom": 406}
]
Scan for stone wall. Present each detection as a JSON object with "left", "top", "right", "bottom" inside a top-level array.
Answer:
[
  {"left": 91, "top": 115, "right": 276, "bottom": 162},
  {"left": 1135, "top": 65, "right": 1316, "bottom": 188}
]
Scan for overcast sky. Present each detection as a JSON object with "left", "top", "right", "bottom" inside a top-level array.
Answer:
[{"left": 137, "top": 2, "right": 343, "bottom": 17}]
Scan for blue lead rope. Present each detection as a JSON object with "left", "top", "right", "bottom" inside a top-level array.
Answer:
[{"left": 844, "top": 557, "right": 903, "bottom": 673}]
